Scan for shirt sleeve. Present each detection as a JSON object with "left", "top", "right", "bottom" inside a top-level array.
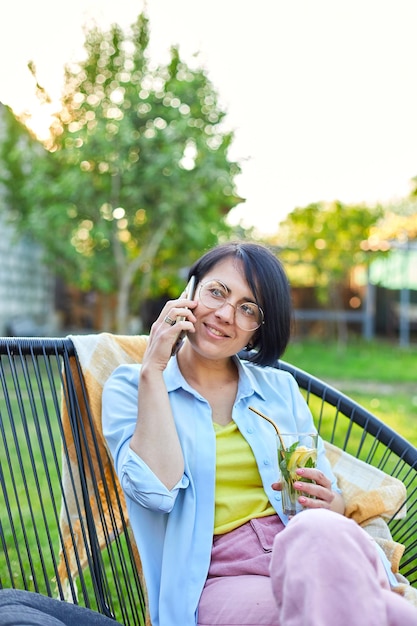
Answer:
[
  {"left": 121, "top": 447, "right": 189, "bottom": 512},
  {"left": 102, "top": 364, "right": 189, "bottom": 513}
]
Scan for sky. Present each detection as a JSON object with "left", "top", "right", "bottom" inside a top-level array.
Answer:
[{"left": 1, "top": 0, "right": 417, "bottom": 235}]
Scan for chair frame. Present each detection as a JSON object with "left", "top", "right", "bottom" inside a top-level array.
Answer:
[
  {"left": 275, "top": 358, "right": 417, "bottom": 582},
  {"left": 0, "top": 337, "right": 416, "bottom": 626}
]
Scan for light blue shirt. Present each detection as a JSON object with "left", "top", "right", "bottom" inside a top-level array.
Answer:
[{"left": 102, "top": 356, "right": 339, "bottom": 626}]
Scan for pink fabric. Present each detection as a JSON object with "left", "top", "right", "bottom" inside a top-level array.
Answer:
[
  {"left": 198, "top": 515, "right": 283, "bottom": 626},
  {"left": 197, "top": 510, "right": 417, "bottom": 626}
]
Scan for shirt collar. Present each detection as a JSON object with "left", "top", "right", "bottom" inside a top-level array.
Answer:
[
  {"left": 164, "top": 353, "right": 266, "bottom": 401},
  {"left": 234, "top": 355, "right": 266, "bottom": 401},
  {"left": 164, "top": 356, "right": 188, "bottom": 393}
]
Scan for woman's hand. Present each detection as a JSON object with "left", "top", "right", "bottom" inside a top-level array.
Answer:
[
  {"left": 130, "top": 292, "right": 197, "bottom": 489},
  {"left": 143, "top": 295, "right": 197, "bottom": 370},
  {"left": 272, "top": 467, "right": 345, "bottom": 515}
]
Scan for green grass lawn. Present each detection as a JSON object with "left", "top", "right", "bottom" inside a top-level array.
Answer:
[
  {"left": 284, "top": 338, "right": 417, "bottom": 446},
  {"left": 285, "top": 336, "right": 417, "bottom": 382}
]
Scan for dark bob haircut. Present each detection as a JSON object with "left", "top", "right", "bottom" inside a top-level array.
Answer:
[{"left": 188, "top": 241, "right": 292, "bottom": 366}]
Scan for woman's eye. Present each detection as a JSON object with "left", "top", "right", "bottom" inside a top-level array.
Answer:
[
  {"left": 211, "top": 288, "right": 225, "bottom": 298},
  {"left": 240, "top": 304, "right": 256, "bottom": 317}
]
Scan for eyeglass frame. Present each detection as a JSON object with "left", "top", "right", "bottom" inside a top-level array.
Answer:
[{"left": 197, "top": 279, "right": 265, "bottom": 331}]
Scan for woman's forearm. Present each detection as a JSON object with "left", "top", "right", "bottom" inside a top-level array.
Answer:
[{"left": 130, "top": 365, "right": 184, "bottom": 490}]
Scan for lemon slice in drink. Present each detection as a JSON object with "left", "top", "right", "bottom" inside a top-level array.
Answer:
[{"left": 287, "top": 446, "right": 317, "bottom": 471}]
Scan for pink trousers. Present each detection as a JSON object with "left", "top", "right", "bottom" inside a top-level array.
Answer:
[{"left": 197, "top": 509, "right": 417, "bottom": 626}]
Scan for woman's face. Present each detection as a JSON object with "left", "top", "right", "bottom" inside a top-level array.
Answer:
[{"left": 187, "top": 257, "right": 258, "bottom": 359}]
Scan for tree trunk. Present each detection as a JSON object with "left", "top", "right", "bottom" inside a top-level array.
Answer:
[{"left": 114, "top": 217, "right": 172, "bottom": 333}]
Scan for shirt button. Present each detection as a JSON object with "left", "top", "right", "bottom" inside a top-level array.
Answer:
[
  {"left": 263, "top": 459, "right": 270, "bottom": 465},
  {"left": 274, "top": 494, "right": 281, "bottom": 501},
  {"left": 246, "top": 427, "right": 254, "bottom": 434}
]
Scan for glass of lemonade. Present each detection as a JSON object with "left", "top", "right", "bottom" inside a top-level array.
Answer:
[{"left": 278, "top": 433, "right": 318, "bottom": 516}]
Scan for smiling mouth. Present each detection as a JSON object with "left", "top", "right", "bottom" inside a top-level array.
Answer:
[{"left": 206, "top": 324, "right": 228, "bottom": 338}]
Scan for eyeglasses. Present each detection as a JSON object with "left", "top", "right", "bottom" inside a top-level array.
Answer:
[{"left": 198, "top": 279, "right": 264, "bottom": 331}]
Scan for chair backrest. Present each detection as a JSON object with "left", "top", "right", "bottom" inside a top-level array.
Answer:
[
  {"left": 275, "top": 358, "right": 417, "bottom": 585},
  {"left": 1, "top": 336, "right": 416, "bottom": 626},
  {"left": 0, "top": 337, "right": 147, "bottom": 625}
]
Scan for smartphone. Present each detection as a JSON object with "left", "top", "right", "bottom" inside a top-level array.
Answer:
[{"left": 171, "top": 275, "right": 197, "bottom": 356}]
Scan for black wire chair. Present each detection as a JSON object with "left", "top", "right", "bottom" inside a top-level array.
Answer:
[
  {"left": 0, "top": 337, "right": 148, "bottom": 625},
  {"left": 0, "top": 337, "right": 416, "bottom": 626},
  {"left": 274, "top": 358, "right": 417, "bottom": 585}
]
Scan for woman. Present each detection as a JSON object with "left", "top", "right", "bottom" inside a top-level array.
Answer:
[{"left": 102, "top": 241, "right": 417, "bottom": 626}]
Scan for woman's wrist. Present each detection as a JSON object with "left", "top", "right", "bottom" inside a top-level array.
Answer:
[{"left": 330, "top": 491, "right": 346, "bottom": 515}]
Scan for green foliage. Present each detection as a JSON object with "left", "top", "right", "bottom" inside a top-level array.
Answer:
[
  {"left": 1, "top": 12, "right": 243, "bottom": 331},
  {"left": 0, "top": 105, "right": 43, "bottom": 220},
  {"left": 275, "top": 200, "right": 383, "bottom": 295},
  {"left": 372, "top": 198, "right": 417, "bottom": 242},
  {"left": 268, "top": 201, "right": 386, "bottom": 344}
]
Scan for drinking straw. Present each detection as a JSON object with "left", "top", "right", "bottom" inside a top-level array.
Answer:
[{"left": 248, "top": 406, "right": 287, "bottom": 451}]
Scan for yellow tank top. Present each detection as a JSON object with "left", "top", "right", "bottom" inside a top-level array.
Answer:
[{"left": 213, "top": 420, "right": 276, "bottom": 535}]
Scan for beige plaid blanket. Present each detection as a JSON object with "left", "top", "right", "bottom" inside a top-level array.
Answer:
[
  {"left": 57, "top": 332, "right": 417, "bottom": 612},
  {"left": 324, "top": 441, "right": 417, "bottom": 606}
]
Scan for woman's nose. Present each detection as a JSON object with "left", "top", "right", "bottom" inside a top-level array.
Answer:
[{"left": 214, "top": 301, "right": 236, "bottom": 323}]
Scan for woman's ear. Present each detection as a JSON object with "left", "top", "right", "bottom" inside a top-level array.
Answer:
[
  {"left": 245, "top": 329, "right": 260, "bottom": 351},
  {"left": 245, "top": 334, "right": 257, "bottom": 351}
]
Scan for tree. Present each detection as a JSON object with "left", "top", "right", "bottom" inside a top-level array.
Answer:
[
  {"left": 0, "top": 104, "right": 44, "bottom": 218},
  {"left": 370, "top": 198, "right": 417, "bottom": 243},
  {"left": 2, "top": 13, "right": 243, "bottom": 332},
  {"left": 270, "top": 200, "right": 383, "bottom": 342}
]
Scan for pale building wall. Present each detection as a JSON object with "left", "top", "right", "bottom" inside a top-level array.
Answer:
[{"left": 0, "top": 103, "right": 56, "bottom": 336}]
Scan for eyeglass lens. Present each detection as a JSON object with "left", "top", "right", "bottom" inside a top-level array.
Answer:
[{"left": 199, "top": 280, "right": 263, "bottom": 330}]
